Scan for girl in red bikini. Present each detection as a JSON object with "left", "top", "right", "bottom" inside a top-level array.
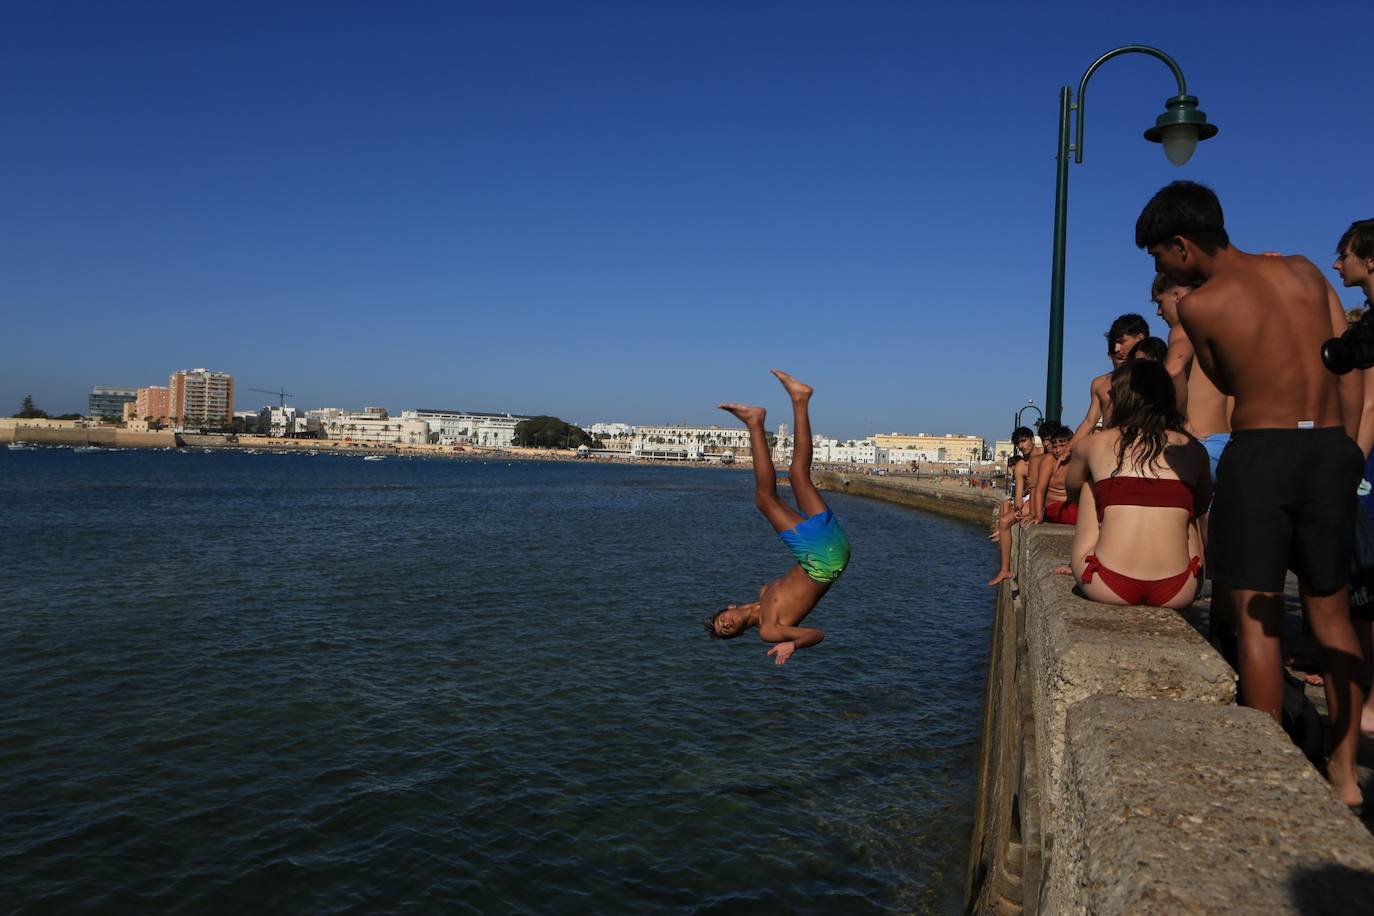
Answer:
[{"left": 1061, "top": 359, "right": 1213, "bottom": 609}]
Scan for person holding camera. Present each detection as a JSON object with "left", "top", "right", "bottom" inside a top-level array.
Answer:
[
  {"left": 1137, "top": 181, "right": 1365, "bottom": 812},
  {"left": 1329, "top": 219, "right": 1374, "bottom": 737}
]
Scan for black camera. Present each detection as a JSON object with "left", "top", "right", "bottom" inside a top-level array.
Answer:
[{"left": 1322, "top": 312, "right": 1374, "bottom": 375}]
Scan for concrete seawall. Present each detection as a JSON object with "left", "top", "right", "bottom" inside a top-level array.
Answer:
[
  {"left": 2, "top": 426, "right": 176, "bottom": 448},
  {"left": 806, "top": 468, "right": 1374, "bottom": 910},
  {"left": 811, "top": 470, "right": 1003, "bottom": 526},
  {"left": 966, "top": 526, "right": 1374, "bottom": 913}
]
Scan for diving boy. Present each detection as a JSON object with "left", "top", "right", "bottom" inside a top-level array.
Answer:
[{"left": 706, "top": 369, "right": 851, "bottom": 665}]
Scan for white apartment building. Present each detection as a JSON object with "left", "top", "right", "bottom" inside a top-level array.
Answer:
[
  {"left": 309, "top": 407, "right": 429, "bottom": 445},
  {"left": 633, "top": 424, "right": 754, "bottom": 460},
  {"left": 886, "top": 446, "right": 945, "bottom": 463},
  {"left": 400, "top": 409, "right": 529, "bottom": 448},
  {"left": 588, "top": 422, "right": 635, "bottom": 438},
  {"left": 258, "top": 406, "right": 302, "bottom": 439},
  {"left": 169, "top": 368, "right": 234, "bottom": 427},
  {"left": 815, "top": 438, "right": 879, "bottom": 464}
]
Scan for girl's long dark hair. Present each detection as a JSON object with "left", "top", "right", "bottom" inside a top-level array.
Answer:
[{"left": 1107, "top": 359, "right": 1188, "bottom": 476}]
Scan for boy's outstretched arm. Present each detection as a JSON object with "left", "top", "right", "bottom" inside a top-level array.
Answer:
[{"left": 759, "top": 624, "right": 824, "bottom": 665}]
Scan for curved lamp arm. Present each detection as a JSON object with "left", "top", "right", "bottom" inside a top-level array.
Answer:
[{"left": 1074, "top": 45, "right": 1188, "bottom": 163}]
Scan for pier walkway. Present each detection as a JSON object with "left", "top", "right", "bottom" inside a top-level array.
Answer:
[{"left": 808, "top": 473, "right": 1374, "bottom": 913}]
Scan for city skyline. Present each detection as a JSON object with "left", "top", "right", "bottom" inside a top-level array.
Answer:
[
  {"left": 4, "top": 4, "right": 1372, "bottom": 444},
  {"left": 62, "top": 376, "right": 991, "bottom": 448}
]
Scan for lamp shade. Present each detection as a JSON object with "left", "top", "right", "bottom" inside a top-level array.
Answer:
[{"left": 1143, "top": 94, "right": 1217, "bottom": 166}]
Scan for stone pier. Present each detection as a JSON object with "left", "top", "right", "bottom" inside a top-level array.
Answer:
[{"left": 966, "top": 525, "right": 1374, "bottom": 914}]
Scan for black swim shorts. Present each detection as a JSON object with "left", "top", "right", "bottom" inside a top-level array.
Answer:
[{"left": 1208, "top": 427, "right": 1363, "bottom": 595}]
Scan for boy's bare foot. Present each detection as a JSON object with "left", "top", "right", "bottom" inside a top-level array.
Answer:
[
  {"left": 770, "top": 369, "right": 813, "bottom": 401},
  {"left": 1361, "top": 706, "right": 1374, "bottom": 738},
  {"left": 719, "top": 403, "right": 766, "bottom": 425},
  {"left": 1328, "top": 764, "right": 1365, "bottom": 810},
  {"left": 987, "top": 570, "right": 1013, "bottom": 587}
]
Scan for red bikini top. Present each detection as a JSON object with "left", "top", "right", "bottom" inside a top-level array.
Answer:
[{"left": 1091, "top": 476, "right": 1195, "bottom": 521}]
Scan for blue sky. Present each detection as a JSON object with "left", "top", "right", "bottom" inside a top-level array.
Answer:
[{"left": 3, "top": 1, "right": 1368, "bottom": 442}]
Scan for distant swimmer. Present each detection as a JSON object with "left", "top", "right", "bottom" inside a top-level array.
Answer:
[{"left": 706, "top": 369, "right": 851, "bottom": 665}]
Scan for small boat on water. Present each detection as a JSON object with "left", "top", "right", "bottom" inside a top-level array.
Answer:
[
  {"left": 74, "top": 446, "right": 104, "bottom": 453},
  {"left": 8, "top": 443, "right": 36, "bottom": 450},
  {"left": 363, "top": 455, "right": 385, "bottom": 461}
]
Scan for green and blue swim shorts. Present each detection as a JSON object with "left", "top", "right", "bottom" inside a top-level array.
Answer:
[{"left": 778, "top": 509, "right": 851, "bottom": 584}]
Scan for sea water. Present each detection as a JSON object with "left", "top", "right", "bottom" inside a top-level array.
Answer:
[{"left": 0, "top": 450, "right": 993, "bottom": 914}]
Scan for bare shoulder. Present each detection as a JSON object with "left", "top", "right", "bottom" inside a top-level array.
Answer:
[
  {"left": 1077, "top": 428, "right": 1110, "bottom": 460},
  {"left": 1177, "top": 282, "right": 1221, "bottom": 316},
  {"left": 1279, "top": 252, "right": 1322, "bottom": 277},
  {"left": 1091, "top": 372, "right": 1112, "bottom": 396}
]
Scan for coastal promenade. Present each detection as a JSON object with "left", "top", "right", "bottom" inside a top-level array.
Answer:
[
  {"left": 811, "top": 468, "right": 1004, "bottom": 526},
  {"left": 806, "top": 472, "right": 1374, "bottom": 912}
]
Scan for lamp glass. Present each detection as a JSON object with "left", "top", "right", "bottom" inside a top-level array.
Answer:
[{"left": 1161, "top": 124, "right": 1199, "bottom": 166}]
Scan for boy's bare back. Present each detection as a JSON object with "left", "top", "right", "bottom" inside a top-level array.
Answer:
[{"left": 1177, "top": 252, "right": 1349, "bottom": 431}]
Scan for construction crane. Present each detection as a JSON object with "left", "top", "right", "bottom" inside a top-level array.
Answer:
[{"left": 249, "top": 387, "right": 294, "bottom": 407}]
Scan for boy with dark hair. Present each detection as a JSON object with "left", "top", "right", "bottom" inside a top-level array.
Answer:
[
  {"left": 1126, "top": 336, "right": 1167, "bottom": 362},
  {"left": 1070, "top": 314, "right": 1150, "bottom": 446},
  {"left": 989, "top": 427, "right": 1041, "bottom": 586},
  {"left": 1335, "top": 219, "right": 1374, "bottom": 291},
  {"left": 705, "top": 370, "right": 850, "bottom": 665},
  {"left": 1137, "top": 180, "right": 1365, "bottom": 810}
]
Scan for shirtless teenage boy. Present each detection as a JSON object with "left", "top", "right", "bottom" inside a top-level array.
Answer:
[
  {"left": 1154, "top": 270, "right": 1237, "bottom": 660},
  {"left": 989, "top": 427, "right": 1040, "bottom": 586},
  {"left": 1026, "top": 424, "right": 1075, "bottom": 527},
  {"left": 1137, "top": 181, "right": 1365, "bottom": 809},
  {"left": 1070, "top": 314, "right": 1149, "bottom": 448},
  {"left": 707, "top": 370, "right": 851, "bottom": 665}
]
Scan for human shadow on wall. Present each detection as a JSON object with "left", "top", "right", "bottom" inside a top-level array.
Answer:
[{"left": 1290, "top": 863, "right": 1374, "bottom": 915}]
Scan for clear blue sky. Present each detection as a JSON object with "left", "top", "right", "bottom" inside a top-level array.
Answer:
[{"left": 3, "top": 1, "right": 1369, "bottom": 442}]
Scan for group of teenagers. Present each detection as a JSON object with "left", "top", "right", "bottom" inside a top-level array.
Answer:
[
  {"left": 697, "top": 181, "right": 1374, "bottom": 812},
  {"left": 990, "top": 181, "right": 1374, "bottom": 812}
]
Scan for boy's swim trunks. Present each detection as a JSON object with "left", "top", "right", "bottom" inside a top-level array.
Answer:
[
  {"left": 1208, "top": 427, "right": 1362, "bottom": 594},
  {"left": 779, "top": 509, "right": 851, "bottom": 584}
]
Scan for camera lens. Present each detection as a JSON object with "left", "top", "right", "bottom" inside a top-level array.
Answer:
[{"left": 1323, "top": 337, "right": 1355, "bottom": 375}]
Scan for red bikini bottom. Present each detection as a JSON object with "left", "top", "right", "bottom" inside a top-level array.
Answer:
[{"left": 1081, "top": 554, "right": 1202, "bottom": 606}]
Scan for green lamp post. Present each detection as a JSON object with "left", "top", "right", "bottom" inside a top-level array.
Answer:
[{"left": 1043, "top": 45, "right": 1218, "bottom": 424}]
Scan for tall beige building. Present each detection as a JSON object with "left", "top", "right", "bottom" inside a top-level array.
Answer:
[
  {"left": 135, "top": 386, "right": 172, "bottom": 423},
  {"left": 169, "top": 369, "right": 234, "bottom": 427},
  {"left": 872, "top": 433, "right": 985, "bottom": 463}
]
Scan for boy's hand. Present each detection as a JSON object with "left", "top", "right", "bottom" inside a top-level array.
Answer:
[{"left": 767, "top": 642, "right": 796, "bottom": 665}]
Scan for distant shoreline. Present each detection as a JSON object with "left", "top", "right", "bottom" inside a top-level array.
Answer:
[{"left": 7, "top": 426, "right": 1005, "bottom": 480}]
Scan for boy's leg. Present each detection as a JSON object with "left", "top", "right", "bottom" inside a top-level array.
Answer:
[
  {"left": 988, "top": 508, "right": 1015, "bottom": 587},
  {"left": 771, "top": 369, "right": 827, "bottom": 517},
  {"left": 719, "top": 403, "right": 805, "bottom": 534},
  {"left": 1302, "top": 588, "right": 1365, "bottom": 806},
  {"left": 1233, "top": 589, "right": 1286, "bottom": 719}
]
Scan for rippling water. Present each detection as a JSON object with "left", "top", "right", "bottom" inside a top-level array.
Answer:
[{"left": 1, "top": 449, "right": 993, "bottom": 914}]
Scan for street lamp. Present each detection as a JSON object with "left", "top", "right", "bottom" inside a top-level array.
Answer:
[
  {"left": 1043, "top": 45, "right": 1218, "bottom": 423},
  {"left": 1014, "top": 400, "right": 1043, "bottom": 433}
]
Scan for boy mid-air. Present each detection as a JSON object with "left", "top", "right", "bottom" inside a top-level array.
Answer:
[{"left": 706, "top": 369, "right": 851, "bottom": 665}]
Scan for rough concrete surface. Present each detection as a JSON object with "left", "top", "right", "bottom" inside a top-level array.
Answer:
[
  {"left": 1021, "top": 526, "right": 1237, "bottom": 830},
  {"left": 1052, "top": 695, "right": 1374, "bottom": 915}
]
